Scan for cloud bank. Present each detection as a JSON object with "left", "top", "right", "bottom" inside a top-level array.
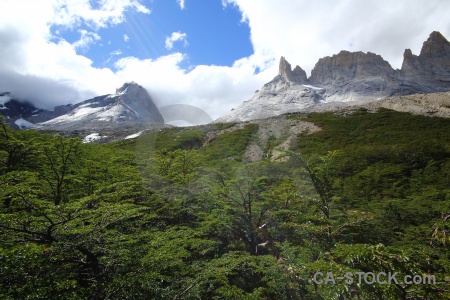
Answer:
[
  {"left": 1, "top": 0, "right": 449, "bottom": 121},
  {"left": 224, "top": 0, "right": 450, "bottom": 72}
]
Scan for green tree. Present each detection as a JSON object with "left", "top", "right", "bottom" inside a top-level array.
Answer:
[
  {"left": 38, "top": 135, "right": 81, "bottom": 205},
  {"left": 0, "top": 116, "right": 35, "bottom": 172}
]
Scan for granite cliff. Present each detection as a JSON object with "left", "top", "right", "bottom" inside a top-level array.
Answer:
[{"left": 218, "top": 31, "right": 450, "bottom": 122}]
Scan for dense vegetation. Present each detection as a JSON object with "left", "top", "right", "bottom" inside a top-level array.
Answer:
[{"left": 0, "top": 109, "right": 449, "bottom": 299}]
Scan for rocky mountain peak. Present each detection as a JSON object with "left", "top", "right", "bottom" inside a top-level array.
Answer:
[
  {"left": 116, "top": 81, "right": 141, "bottom": 94},
  {"left": 219, "top": 31, "right": 450, "bottom": 123},
  {"left": 420, "top": 31, "right": 450, "bottom": 58},
  {"left": 278, "top": 56, "right": 291, "bottom": 77},
  {"left": 35, "top": 82, "right": 164, "bottom": 131},
  {"left": 292, "top": 65, "right": 308, "bottom": 81},
  {"left": 310, "top": 50, "right": 394, "bottom": 86},
  {"left": 401, "top": 31, "right": 450, "bottom": 90},
  {"left": 403, "top": 48, "right": 413, "bottom": 58},
  {"left": 278, "top": 56, "right": 308, "bottom": 83},
  {"left": 114, "top": 82, "right": 163, "bottom": 122}
]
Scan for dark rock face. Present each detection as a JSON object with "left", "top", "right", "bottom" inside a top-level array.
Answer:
[
  {"left": 420, "top": 31, "right": 450, "bottom": 58},
  {"left": 115, "top": 82, "right": 164, "bottom": 123},
  {"left": 0, "top": 92, "right": 54, "bottom": 128},
  {"left": 400, "top": 31, "right": 450, "bottom": 92},
  {"left": 0, "top": 93, "right": 44, "bottom": 119}
]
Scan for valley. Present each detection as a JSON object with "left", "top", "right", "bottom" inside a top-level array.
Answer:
[{"left": 1, "top": 30, "right": 450, "bottom": 299}]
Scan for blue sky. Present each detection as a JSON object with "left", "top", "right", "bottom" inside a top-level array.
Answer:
[
  {"left": 1, "top": 0, "right": 449, "bottom": 120},
  {"left": 53, "top": 1, "right": 253, "bottom": 70}
]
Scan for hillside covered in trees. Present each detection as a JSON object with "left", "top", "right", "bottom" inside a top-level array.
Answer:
[{"left": 1, "top": 108, "right": 449, "bottom": 299}]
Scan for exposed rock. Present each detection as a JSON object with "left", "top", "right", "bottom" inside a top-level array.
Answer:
[
  {"left": 241, "top": 116, "right": 321, "bottom": 162},
  {"left": 400, "top": 31, "right": 450, "bottom": 92},
  {"left": 420, "top": 31, "right": 450, "bottom": 58},
  {"left": 310, "top": 51, "right": 394, "bottom": 84},
  {"left": 54, "top": 104, "right": 73, "bottom": 116},
  {"left": 278, "top": 56, "right": 291, "bottom": 78},
  {"left": 309, "top": 50, "right": 398, "bottom": 101},
  {"left": 0, "top": 93, "right": 48, "bottom": 129},
  {"left": 300, "top": 92, "right": 450, "bottom": 119},
  {"left": 367, "top": 92, "right": 450, "bottom": 118},
  {"left": 216, "top": 74, "right": 323, "bottom": 122},
  {"left": 279, "top": 56, "right": 308, "bottom": 83},
  {"left": 115, "top": 82, "right": 164, "bottom": 123},
  {"left": 219, "top": 31, "right": 450, "bottom": 122},
  {"left": 37, "top": 82, "right": 165, "bottom": 131}
]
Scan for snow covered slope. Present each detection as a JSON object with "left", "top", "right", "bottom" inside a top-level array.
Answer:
[{"left": 38, "top": 82, "right": 164, "bottom": 130}]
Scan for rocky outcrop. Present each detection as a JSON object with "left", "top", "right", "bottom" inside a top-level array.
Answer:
[
  {"left": 400, "top": 31, "right": 450, "bottom": 92},
  {"left": 216, "top": 65, "right": 323, "bottom": 123},
  {"left": 310, "top": 51, "right": 395, "bottom": 84},
  {"left": 218, "top": 31, "right": 450, "bottom": 122},
  {"left": 309, "top": 50, "right": 398, "bottom": 101},
  {"left": 115, "top": 82, "right": 164, "bottom": 123},
  {"left": 279, "top": 56, "right": 308, "bottom": 83}
]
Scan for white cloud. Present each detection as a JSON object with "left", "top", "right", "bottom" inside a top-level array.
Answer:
[
  {"left": 0, "top": 0, "right": 148, "bottom": 108},
  {"left": 177, "top": 0, "right": 185, "bottom": 10},
  {"left": 1, "top": 0, "right": 450, "bottom": 123},
  {"left": 72, "top": 30, "right": 101, "bottom": 49},
  {"left": 52, "top": 0, "right": 150, "bottom": 29},
  {"left": 223, "top": 0, "right": 450, "bottom": 73},
  {"left": 165, "top": 32, "right": 188, "bottom": 50},
  {"left": 123, "top": 34, "right": 130, "bottom": 42},
  {"left": 110, "top": 49, "right": 123, "bottom": 56},
  {"left": 114, "top": 53, "right": 273, "bottom": 119}
]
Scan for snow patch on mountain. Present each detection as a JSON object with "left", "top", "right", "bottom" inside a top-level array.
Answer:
[
  {"left": 0, "top": 95, "right": 11, "bottom": 109},
  {"left": 303, "top": 85, "right": 324, "bottom": 91},
  {"left": 124, "top": 131, "right": 144, "bottom": 139},
  {"left": 42, "top": 105, "right": 105, "bottom": 125},
  {"left": 83, "top": 133, "right": 106, "bottom": 143},
  {"left": 14, "top": 118, "right": 35, "bottom": 129}
]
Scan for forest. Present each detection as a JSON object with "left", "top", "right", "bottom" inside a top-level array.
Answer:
[{"left": 1, "top": 108, "right": 449, "bottom": 299}]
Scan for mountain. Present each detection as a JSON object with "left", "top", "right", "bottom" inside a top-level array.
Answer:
[
  {"left": 3, "top": 98, "right": 450, "bottom": 299},
  {"left": 400, "top": 31, "right": 450, "bottom": 92},
  {"left": 37, "top": 82, "right": 164, "bottom": 131},
  {"left": 0, "top": 82, "right": 166, "bottom": 142},
  {"left": 0, "top": 92, "right": 61, "bottom": 129},
  {"left": 1, "top": 82, "right": 165, "bottom": 131},
  {"left": 218, "top": 31, "right": 450, "bottom": 122}
]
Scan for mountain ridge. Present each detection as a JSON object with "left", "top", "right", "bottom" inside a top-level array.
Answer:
[
  {"left": 218, "top": 31, "right": 450, "bottom": 122},
  {"left": 0, "top": 82, "right": 165, "bottom": 133}
]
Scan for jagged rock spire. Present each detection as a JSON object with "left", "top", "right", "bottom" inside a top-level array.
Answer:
[
  {"left": 278, "top": 56, "right": 308, "bottom": 83},
  {"left": 278, "top": 56, "right": 292, "bottom": 77},
  {"left": 420, "top": 31, "right": 450, "bottom": 58},
  {"left": 401, "top": 31, "right": 450, "bottom": 87}
]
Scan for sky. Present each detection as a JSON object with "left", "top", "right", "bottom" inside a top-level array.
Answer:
[{"left": 1, "top": 0, "right": 449, "bottom": 121}]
